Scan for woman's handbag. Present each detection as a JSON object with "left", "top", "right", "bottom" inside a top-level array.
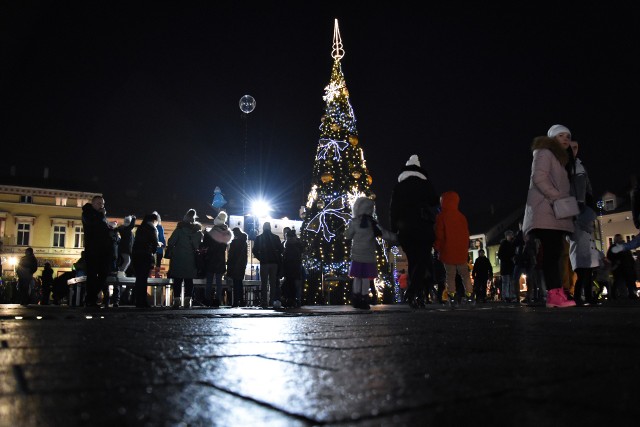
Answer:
[{"left": 553, "top": 196, "right": 580, "bottom": 219}]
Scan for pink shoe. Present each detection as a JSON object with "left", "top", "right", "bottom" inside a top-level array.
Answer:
[{"left": 546, "top": 288, "right": 576, "bottom": 308}]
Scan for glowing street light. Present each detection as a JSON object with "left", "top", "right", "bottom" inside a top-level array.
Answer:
[{"left": 251, "top": 200, "right": 271, "bottom": 218}]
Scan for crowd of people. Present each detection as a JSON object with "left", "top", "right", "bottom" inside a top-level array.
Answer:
[
  {"left": 388, "top": 125, "right": 640, "bottom": 309},
  {"left": 8, "top": 124, "right": 640, "bottom": 310}
]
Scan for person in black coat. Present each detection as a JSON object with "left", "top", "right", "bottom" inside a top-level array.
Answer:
[
  {"left": 389, "top": 154, "right": 440, "bottom": 308},
  {"left": 472, "top": 249, "right": 493, "bottom": 303},
  {"left": 81, "top": 196, "right": 114, "bottom": 307},
  {"left": 252, "top": 222, "right": 284, "bottom": 307},
  {"left": 17, "top": 247, "right": 38, "bottom": 306},
  {"left": 131, "top": 214, "right": 159, "bottom": 308},
  {"left": 497, "top": 230, "right": 516, "bottom": 302},
  {"left": 203, "top": 211, "right": 233, "bottom": 307},
  {"left": 40, "top": 262, "right": 54, "bottom": 305},
  {"left": 227, "top": 227, "right": 248, "bottom": 307}
]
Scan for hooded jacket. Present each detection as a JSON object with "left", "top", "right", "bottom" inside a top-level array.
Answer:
[
  {"left": 522, "top": 136, "right": 574, "bottom": 236},
  {"left": 345, "top": 197, "right": 378, "bottom": 264},
  {"left": 434, "top": 191, "right": 470, "bottom": 265}
]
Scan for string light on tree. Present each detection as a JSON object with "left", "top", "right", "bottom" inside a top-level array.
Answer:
[{"left": 300, "top": 19, "right": 393, "bottom": 305}]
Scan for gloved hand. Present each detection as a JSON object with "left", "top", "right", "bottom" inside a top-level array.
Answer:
[{"left": 611, "top": 244, "right": 624, "bottom": 254}]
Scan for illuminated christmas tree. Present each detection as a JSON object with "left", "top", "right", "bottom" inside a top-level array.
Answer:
[{"left": 300, "top": 19, "right": 392, "bottom": 305}]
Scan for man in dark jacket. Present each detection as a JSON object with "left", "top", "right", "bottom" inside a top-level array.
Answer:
[
  {"left": 17, "top": 247, "right": 38, "bottom": 306},
  {"left": 252, "top": 222, "right": 283, "bottom": 307},
  {"left": 497, "top": 230, "right": 516, "bottom": 302},
  {"left": 472, "top": 249, "right": 493, "bottom": 303},
  {"left": 82, "top": 195, "right": 114, "bottom": 307},
  {"left": 389, "top": 154, "right": 440, "bottom": 308}
]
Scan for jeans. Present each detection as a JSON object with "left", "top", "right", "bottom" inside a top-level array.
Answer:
[
  {"left": 206, "top": 272, "right": 223, "bottom": 304},
  {"left": 501, "top": 275, "right": 514, "bottom": 300}
]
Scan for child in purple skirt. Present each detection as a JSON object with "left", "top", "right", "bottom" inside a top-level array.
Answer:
[{"left": 345, "top": 197, "right": 382, "bottom": 309}]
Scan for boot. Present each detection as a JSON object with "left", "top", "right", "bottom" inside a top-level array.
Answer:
[
  {"left": 172, "top": 297, "right": 181, "bottom": 309},
  {"left": 546, "top": 288, "right": 576, "bottom": 308},
  {"left": 351, "top": 294, "right": 360, "bottom": 308},
  {"left": 359, "top": 293, "right": 370, "bottom": 310},
  {"left": 184, "top": 297, "right": 192, "bottom": 309},
  {"left": 573, "top": 281, "right": 588, "bottom": 306}
]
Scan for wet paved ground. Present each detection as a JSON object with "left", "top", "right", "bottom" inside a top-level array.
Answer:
[{"left": 1, "top": 300, "right": 639, "bottom": 427}]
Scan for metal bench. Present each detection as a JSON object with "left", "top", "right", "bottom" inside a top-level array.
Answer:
[{"left": 67, "top": 276, "right": 262, "bottom": 307}]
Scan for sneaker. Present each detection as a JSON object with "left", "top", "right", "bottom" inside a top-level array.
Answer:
[
  {"left": 546, "top": 288, "right": 576, "bottom": 308},
  {"left": 116, "top": 271, "right": 126, "bottom": 279},
  {"left": 447, "top": 293, "right": 457, "bottom": 308},
  {"left": 113, "top": 303, "right": 119, "bottom": 308}
]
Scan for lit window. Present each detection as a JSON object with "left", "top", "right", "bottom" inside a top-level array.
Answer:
[
  {"left": 53, "top": 225, "right": 66, "bottom": 248},
  {"left": 74, "top": 226, "right": 84, "bottom": 248},
  {"left": 17, "top": 223, "right": 31, "bottom": 246}
]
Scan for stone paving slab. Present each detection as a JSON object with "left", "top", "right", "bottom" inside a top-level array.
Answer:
[{"left": 1, "top": 301, "right": 639, "bottom": 426}]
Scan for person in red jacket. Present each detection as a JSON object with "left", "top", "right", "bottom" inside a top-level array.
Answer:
[{"left": 434, "top": 191, "right": 472, "bottom": 307}]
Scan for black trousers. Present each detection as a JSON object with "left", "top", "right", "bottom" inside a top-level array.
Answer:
[
  {"left": 400, "top": 237, "right": 434, "bottom": 300},
  {"left": 133, "top": 261, "right": 152, "bottom": 307},
  {"left": 85, "top": 255, "right": 110, "bottom": 306}
]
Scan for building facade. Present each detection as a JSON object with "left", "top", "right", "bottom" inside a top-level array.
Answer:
[{"left": 0, "top": 184, "right": 99, "bottom": 276}]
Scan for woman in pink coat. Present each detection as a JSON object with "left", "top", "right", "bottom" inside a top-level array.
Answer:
[{"left": 522, "top": 124, "right": 576, "bottom": 308}]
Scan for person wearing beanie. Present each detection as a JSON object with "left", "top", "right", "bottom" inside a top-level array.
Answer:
[
  {"left": 547, "top": 124, "right": 571, "bottom": 139},
  {"left": 389, "top": 154, "right": 440, "bottom": 308},
  {"left": 227, "top": 227, "right": 249, "bottom": 307},
  {"left": 522, "top": 125, "right": 576, "bottom": 308},
  {"left": 203, "top": 210, "right": 233, "bottom": 306},
  {"left": 167, "top": 209, "right": 203, "bottom": 309}
]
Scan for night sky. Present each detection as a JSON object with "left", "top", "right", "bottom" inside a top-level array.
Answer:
[{"left": 2, "top": 3, "right": 638, "bottom": 231}]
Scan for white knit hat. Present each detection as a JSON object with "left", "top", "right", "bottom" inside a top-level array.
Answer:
[
  {"left": 405, "top": 154, "right": 420, "bottom": 167},
  {"left": 547, "top": 124, "right": 571, "bottom": 139},
  {"left": 401, "top": 154, "right": 426, "bottom": 175},
  {"left": 214, "top": 211, "right": 227, "bottom": 226}
]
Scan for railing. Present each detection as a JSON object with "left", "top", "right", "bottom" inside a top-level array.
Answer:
[{"left": 67, "top": 276, "right": 262, "bottom": 307}]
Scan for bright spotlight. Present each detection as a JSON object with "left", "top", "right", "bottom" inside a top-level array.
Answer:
[{"left": 251, "top": 200, "right": 271, "bottom": 218}]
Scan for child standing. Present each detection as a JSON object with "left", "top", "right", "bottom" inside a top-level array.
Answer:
[
  {"left": 345, "top": 197, "right": 381, "bottom": 310},
  {"left": 434, "top": 191, "right": 473, "bottom": 307}
]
